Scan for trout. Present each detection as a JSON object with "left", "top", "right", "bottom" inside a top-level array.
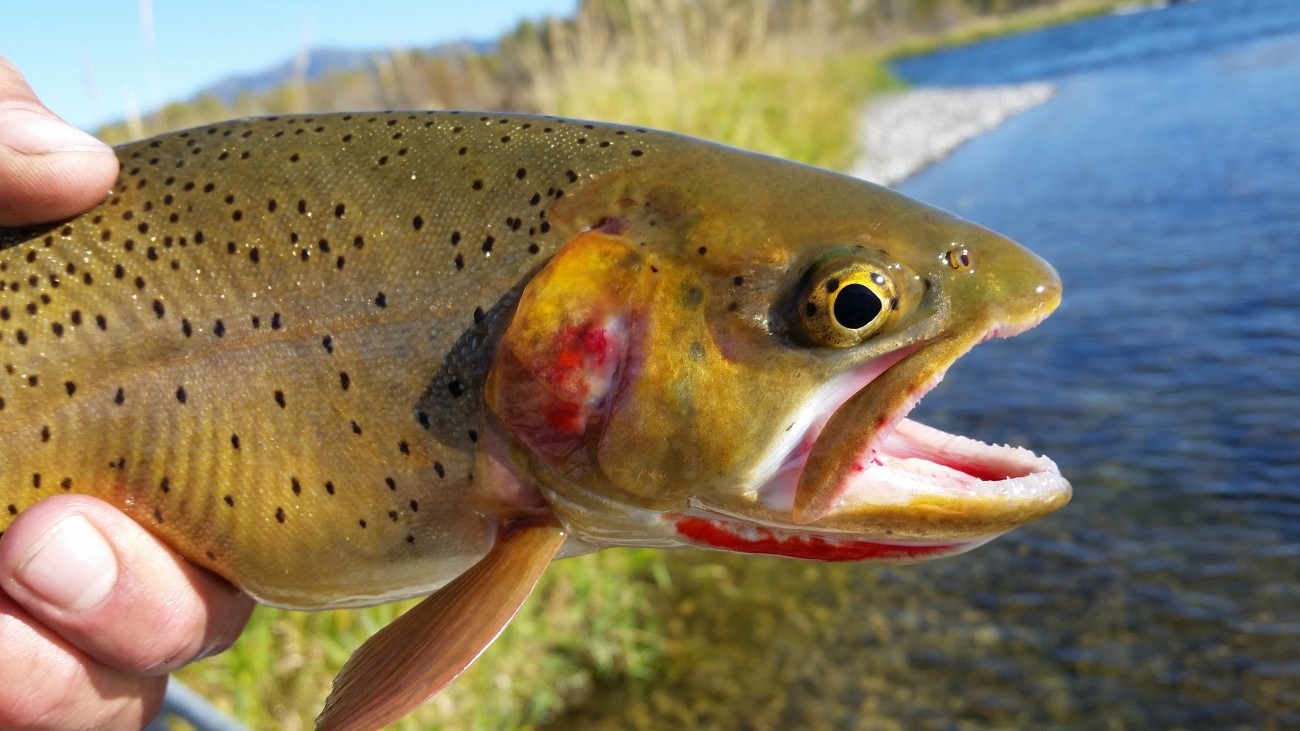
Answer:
[{"left": 0, "top": 112, "right": 1069, "bottom": 729}]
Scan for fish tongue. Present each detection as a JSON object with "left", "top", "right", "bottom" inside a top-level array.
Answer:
[{"left": 314, "top": 522, "right": 566, "bottom": 731}]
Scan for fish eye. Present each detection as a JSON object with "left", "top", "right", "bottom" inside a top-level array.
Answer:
[{"left": 794, "top": 252, "right": 899, "bottom": 348}]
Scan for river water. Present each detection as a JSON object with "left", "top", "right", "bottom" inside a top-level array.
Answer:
[{"left": 890, "top": 0, "right": 1300, "bottom": 727}]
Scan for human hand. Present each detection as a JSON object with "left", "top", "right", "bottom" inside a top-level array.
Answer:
[{"left": 0, "top": 57, "right": 256, "bottom": 730}]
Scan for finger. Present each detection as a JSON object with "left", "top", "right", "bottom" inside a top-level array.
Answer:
[
  {"left": 0, "top": 590, "right": 165, "bottom": 731},
  {"left": 0, "top": 495, "right": 255, "bottom": 675},
  {"left": 0, "top": 55, "right": 119, "bottom": 226}
]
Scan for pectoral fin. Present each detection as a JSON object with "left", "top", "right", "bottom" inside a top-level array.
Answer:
[{"left": 314, "top": 522, "right": 566, "bottom": 731}]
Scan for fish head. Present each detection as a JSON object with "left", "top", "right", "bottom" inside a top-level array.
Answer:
[{"left": 482, "top": 142, "right": 1069, "bottom": 561}]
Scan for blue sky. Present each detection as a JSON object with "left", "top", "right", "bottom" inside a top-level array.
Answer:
[{"left": 2, "top": 0, "right": 578, "bottom": 131}]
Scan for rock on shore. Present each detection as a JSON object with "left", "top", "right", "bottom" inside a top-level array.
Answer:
[{"left": 852, "top": 82, "right": 1055, "bottom": 186}]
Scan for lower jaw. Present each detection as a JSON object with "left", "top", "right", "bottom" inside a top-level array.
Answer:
[{"left": 668, "top": 513, "right": 986, "bottom": 563}]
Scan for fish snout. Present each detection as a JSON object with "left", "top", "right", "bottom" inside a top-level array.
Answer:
[{"left": 945, "top": 225, "right": 1062, "bottom": 338}]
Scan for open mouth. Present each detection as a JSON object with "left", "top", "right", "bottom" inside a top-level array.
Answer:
[{"left": 668, "top": 329, "right": 1071, "bottom": 562}]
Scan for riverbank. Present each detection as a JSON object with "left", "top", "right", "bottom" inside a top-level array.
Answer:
[{"left": 851, "top": 81, "right": 1055, "bottom": 185}]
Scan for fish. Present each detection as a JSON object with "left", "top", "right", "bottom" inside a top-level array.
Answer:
[{"left": 0, "top": 111, "right": 1069, "bottom": 729}]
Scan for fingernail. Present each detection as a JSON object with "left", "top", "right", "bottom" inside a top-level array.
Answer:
[
  {"left": 0, "top": 108, "right": 112, "bottom": 155},
  {"left": 15, "top": 514, "right": 119, "bottom": 613}
]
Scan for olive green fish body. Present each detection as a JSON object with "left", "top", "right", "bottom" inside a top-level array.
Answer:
[
  {"left": 0, "top": 112, "right": 674, "bottom": 607},
  {"left": 0, "top": 110, "right": 1068, "bottom": 610}
]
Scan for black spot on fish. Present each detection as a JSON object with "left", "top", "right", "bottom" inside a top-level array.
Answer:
[
  {"left": 274, "top": 390, "right": 286, "bottom": 408},
  {"left": 340, "top": 372, "right": 351, "bottom": 391},
  {"left": 291, "top": 477, "right": 302, "bottom": 495},
  {"left": 276, "top": 508, "right": 286, "bottom": 523},
  {"left": 434, "top": 462, "right": 445, "bottom": 478},
  {"left": 325, "top": 481, "right": 335, "bottom": 496},
  {"left": 224, "top": 495, "right": 234, "bottom": 507},
  {"left": 176, "top": 386, "right": 187, "bottom": 404},
  {"left": 231, "top": 434, "right": 241, "bottom": 450}
]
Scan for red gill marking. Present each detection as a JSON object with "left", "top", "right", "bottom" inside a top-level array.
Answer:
[
  {"left": 672, "top": 515, "right": 958, "bottom": 562},
  {"left": 537, "top": 325, "right": 616, "bottom": 436}
]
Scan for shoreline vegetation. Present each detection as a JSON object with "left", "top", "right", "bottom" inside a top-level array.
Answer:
[{"left": 146, "top": 1, "right": 1132, "bottom": 728}]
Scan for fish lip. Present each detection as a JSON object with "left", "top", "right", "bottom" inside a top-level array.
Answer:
[{"left": 736, "top": 325, "right": 1070, "bottom": 542}]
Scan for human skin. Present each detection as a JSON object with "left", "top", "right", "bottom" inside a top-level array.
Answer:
[{"left": 0, "top": 56, "right": 254, "bottom": 731}]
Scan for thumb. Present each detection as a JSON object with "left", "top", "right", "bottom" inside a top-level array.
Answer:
[{"left": 0, "top": 55, "right": 119, "bottom": 226}]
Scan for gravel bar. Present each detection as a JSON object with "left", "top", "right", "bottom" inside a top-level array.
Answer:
[{"left": 851, "top": 82, "right": 1056, "bottom": 186}]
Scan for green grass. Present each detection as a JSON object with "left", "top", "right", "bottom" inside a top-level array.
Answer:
[
  {"left": 176, "top": 549, "right": 669, "bottom": 729},
  {"left": 885, "top": 0, "right": 1132, "bottom": 60}
]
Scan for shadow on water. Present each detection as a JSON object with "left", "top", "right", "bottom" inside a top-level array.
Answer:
[{"left": 549, "top": 2, "right": 1300, "bottom": 729}]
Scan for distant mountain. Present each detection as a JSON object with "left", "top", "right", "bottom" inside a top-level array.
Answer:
[{"left": 193, "top": 40, "right": 496, "bottom": 105}]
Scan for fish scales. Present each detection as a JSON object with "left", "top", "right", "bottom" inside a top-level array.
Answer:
[{"left": 0, "top": 112, "right": 661, "bottom": 608}]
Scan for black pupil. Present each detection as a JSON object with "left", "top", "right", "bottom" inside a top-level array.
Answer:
[{"left": 833, "top": 283, "right": 882, "bottom": 330}]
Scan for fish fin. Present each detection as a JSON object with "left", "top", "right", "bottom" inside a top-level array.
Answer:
[{"left": 314, "top": 522, "right": 566, "bottom": 731}]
